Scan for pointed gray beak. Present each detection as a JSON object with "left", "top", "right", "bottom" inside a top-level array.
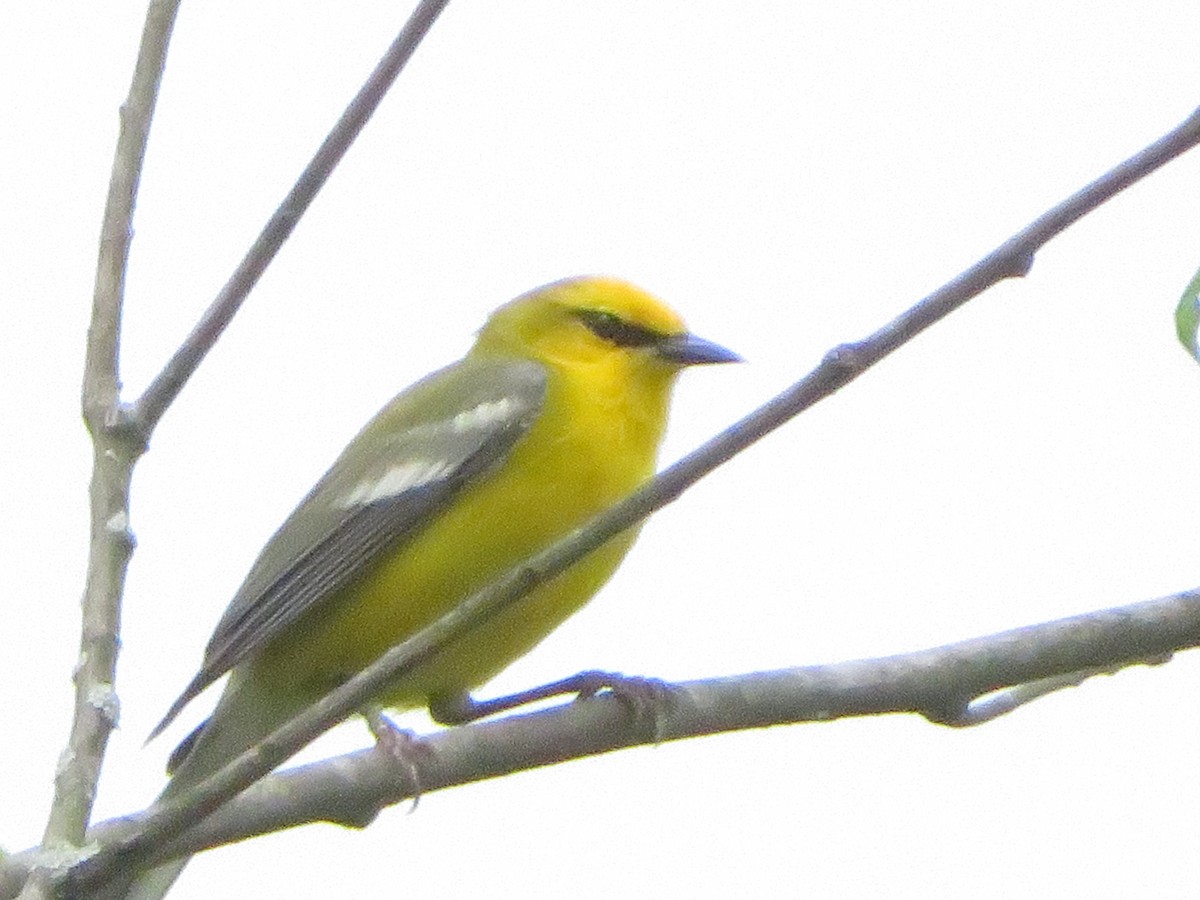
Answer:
[{"left": 656, "top": 333, "right": 743, "bottom": 366}]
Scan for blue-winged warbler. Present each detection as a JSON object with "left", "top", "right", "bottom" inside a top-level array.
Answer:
[{"left": 128, "top": 276, "right": 738, "bottom": 898}]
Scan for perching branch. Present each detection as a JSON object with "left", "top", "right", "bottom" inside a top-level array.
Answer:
[
  {"left": 55, "top": 104, "right": 1200, "bottom": 897},
  {"left": 2, "top": 584, "right": 1184, "bottom": 896}
]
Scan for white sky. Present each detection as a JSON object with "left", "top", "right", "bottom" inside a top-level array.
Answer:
[{"left": 4, "top": 3, "right": 1200, "bottom": 898}]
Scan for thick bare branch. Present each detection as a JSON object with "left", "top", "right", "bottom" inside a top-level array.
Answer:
[
  {"left": 44, "top": 0, "right": 181, "bottom": 863},
  {"left": 4, "top": 584, "right": 1184, "bottom": 895}
]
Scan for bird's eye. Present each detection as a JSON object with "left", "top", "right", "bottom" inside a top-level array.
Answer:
[{"left": 575, "top": 309, "right": 663, "bottom": 348}]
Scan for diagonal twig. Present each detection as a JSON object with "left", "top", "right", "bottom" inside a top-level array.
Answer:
[{"left": 128, "top": 0, "right": 452, "bottom": 435}]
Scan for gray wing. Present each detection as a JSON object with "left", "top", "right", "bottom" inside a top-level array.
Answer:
[{"left": 149, "top": 358, "right": 547, "bottom": 739}]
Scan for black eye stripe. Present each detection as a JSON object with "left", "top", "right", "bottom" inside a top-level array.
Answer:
[{"left": 575, "top": 309, "right": 664, "bottom": 348}]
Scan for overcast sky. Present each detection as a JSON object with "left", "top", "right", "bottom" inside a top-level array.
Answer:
[{"left": 4, "top": 3, "right": 1200, "bottom": 898}]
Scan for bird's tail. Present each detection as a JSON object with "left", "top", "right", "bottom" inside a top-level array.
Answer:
[{"left": 115, "top": 670, "right": 304, "bottom": 899}]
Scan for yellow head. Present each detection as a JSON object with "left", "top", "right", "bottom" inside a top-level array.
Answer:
[{"left": 470, "top": 276, "right": 740, "bottom": 375}]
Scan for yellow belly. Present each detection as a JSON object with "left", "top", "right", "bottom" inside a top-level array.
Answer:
[{"left": 248, "top": 367, "right": 663, "bottom": 710}]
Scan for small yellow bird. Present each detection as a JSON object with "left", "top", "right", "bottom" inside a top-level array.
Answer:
[{"left": 126, "top": 276, "right": 737, "bottom": 898}]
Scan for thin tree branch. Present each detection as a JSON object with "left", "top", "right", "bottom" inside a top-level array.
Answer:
[
  {"left": 127, "top": 0, "right": 452, "bottom": 436},
  {"left": 42, "top": 0, "right": 181, "bottom": 863},
  {"left": 6, "top": 585, "right": 1184, "bottom": 895},
  {"left": 57, "top": 104, "right": 1200, "bottom": 897},
  {"left": 22, "top": 5, "right": 454, "bottom": 898}
]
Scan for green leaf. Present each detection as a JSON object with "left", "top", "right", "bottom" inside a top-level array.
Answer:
[{"left": 1175, "top": 265, "right": 1200, "bottom": 361}]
